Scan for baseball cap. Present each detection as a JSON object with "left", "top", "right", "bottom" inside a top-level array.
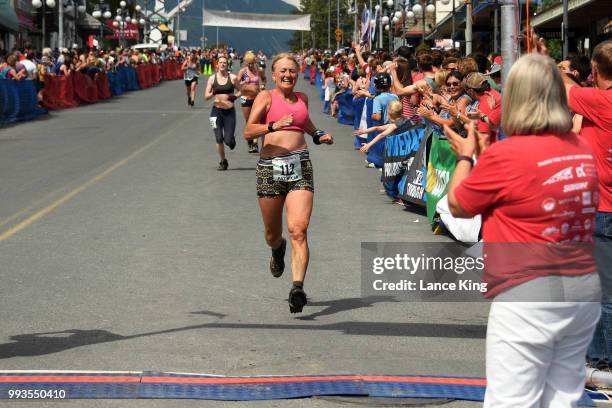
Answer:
[{"left": 463, "top": 72, "right": 489, "bottom": 91}]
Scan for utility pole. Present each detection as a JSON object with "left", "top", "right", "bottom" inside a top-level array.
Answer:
[
  {"left": 328, "top": 1, "right": 331, "bottom": 49},
  {"left": 451, "top": 0, "right": 455, "bottom": 45},
  {"left": 493, "top": 2, "right": 499, "bottom": 54},
  {"left": 354, "top": 0, "right": 357, "bottom": 43},
  {"left": 200, "top": 0, "right": 204, "bottom": 48},
  {"left": 500, "top": 0, "right": 517, "bottom": 84},
  {"left": 336, "top": 0, "right": 340, "bottom": 50},
  {"left": 59, "top": 0, "right": 64, "bottom": 49},
  {"left": 378, "top": 0, "right": 382, "bottom": 49},
  {"left": 176, "top": 12, "right": 180, "bottom": 48},
  {"left": 465, "top": 0, "right": 472, "bottom": 54},
  {"left": 368, "top": 0, "right": 372, "bottom": 50},
  {"left": 562, "top": 0, "right": 568, "bottom": 59}
]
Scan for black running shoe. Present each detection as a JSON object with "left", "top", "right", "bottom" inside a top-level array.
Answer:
[
  {"left": 251, "top": 143, "right": 259, "bottom": 153},
  {"left": 188, "top": 96, "right": 192, "bottom": 106},
  {"left": 217, "top": 159, "right": 228, "bottom": 171},
  {"left": 270, "top": 238, "right": 286, "bottom": 278},
  {"left": 288, "top": 285, "right": 307, "bottom": 313}
]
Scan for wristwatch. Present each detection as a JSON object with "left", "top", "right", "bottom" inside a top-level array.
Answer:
[{"left": 268, "top": 122, "right": 276, "bottom": 132}]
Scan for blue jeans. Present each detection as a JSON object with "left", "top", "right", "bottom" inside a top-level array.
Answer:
[{"left": 588, "top": 211, "right": 612, "bottom": 362}]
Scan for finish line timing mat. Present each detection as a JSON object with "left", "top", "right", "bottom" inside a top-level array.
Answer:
[{"left": 0, "top": 371, "right": 602, "bottom": 405}]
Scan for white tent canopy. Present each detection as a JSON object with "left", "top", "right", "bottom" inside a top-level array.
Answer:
[{"left": 202, "top": 9, "right": 310, "bottom": 31}]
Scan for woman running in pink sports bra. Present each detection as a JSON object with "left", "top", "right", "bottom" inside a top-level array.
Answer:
[
  {"left": 238, "top": 51, "right": 267, "bottom": 153},
  {"left": 244, "top": 53, "right": 333, "bottom": 314}
]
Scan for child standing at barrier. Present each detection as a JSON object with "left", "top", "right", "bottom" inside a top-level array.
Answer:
[
  {"left": 356, "top": 101, "right": 410, "bottom": 202},
  {"left": 355, "top": 101, "right": 406, "bottom": 153},
  {"left": 323, "top": 69, "right": 335, "bottom": 115},
  {"left": 371, "top": 72, "right": 398, "bottom": 125}
]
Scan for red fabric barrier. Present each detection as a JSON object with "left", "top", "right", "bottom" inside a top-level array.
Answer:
[
  {"left": 162, "top": 62, "right": 174, "bottom": 80},
  {"left": 145, "top": 64, "right": 152, "bottom": 88},
  {"left": 96, "top": 72, "right": 111, "bottom": 100},
  {"left": 152, "top": 64, "right": 160, "bottom": 84},
  {"left": 309, "top": 66, "right": 315, "bottom": 85},
  {"left": 301, "top": 63, "right": 305, "bottom": 73},
  {"left": 175, "top": 63, "right": 183, "bottom": 80},
  {"left": 136, "top": 65, "right": 147, "bottom": 89},
  {"left": 72, "top": 71, "right": 99, "bottom": 103},
  {"left": 42, "top": 74, "right": 78, "bottom": 110}
]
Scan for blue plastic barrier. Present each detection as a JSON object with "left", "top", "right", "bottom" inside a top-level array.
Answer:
[
  {"left": 363, "top": 99, "right": 384, "bottom": 168},
  {"left": 15, "top": 80, "right": 40, "bottom": 121},
  {"left": 318, "top": 79, "right": 326, "bottom": 102},
  {"left": 352, "top": 97, "right": 365, "bottom": 130},
  {"left": 304, "top": 66, "right": 310, "bottom": 80},
  {"left": 107, "top": 72, "right": 123, "bottom": 96},
  {"left": 0, "top": 79, "right": 47, "bottom": 125},
  {"left": 0, "top": 79, "right": 18, "bottom": 123},
  {"left": 116, "top": 66, "right": 129, "bottom": 91},
  {"left": 336, "top": 90, "right": 354, "bottom": 126},
  {"left": 116, "top": 65, "right": 140, "bottom": 92},
  {"left": 323, "top": 100, "right": 330, "bottom": 114},
  {"left": 126, "top": 66, "right": 140, "bottom": 91},
  {"left": 352, "top": 97, "right": 366, "bottom": 149}
]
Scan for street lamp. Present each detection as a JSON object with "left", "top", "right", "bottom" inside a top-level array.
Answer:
[
  {"left": 92, "top": 1, "right": 111, "bottom": 48},
  {"left": 32, "top": 0, "right": 56, "bottom": 48},
  {"left": 404, "top": 0, "right": 435, "bottom": 43},
  {"left": 375, "top": 0, "right": 395, "bottom": 49},
  {"left": 176, "top": 6, "right": 185, "bottom": 48}
]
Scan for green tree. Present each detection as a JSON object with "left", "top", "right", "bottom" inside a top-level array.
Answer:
[{"left": 290, "top": 0, "right": 364, "bottom": 51}]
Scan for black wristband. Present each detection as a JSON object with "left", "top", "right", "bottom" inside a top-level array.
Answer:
[
  {"left": 268, "top": 122, "right": 275, "bottom": 133},
  {"left": 456, "top": 155, "right": 474, "bottom": 166},
  {"left": 312, "top": 129, "right": 325, "bottom": 145}
]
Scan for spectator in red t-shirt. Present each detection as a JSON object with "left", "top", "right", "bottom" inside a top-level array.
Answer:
[
  {"left": 446, "top": 53, "right": 601, "bottom": 407},
  {"left": 563, "top": 40, "right": 612, "bottom": 370},
  {"left": 462, "top": 72, "right": 502, "bottom": 145}
]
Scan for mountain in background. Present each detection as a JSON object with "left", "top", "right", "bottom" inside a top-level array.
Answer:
[{"left": 171, "top": 0, "right": 300, "bottom": 54}]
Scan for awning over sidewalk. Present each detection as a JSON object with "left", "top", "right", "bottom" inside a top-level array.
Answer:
[
  {"left": 531, "top": 0, "right": 612, "bottom": 29},
  {"left": 77, "top": 13, "right": 113, "bottom": 34},
  {"left": 0, "top": 0, "right": 19, "bottom": 32}
]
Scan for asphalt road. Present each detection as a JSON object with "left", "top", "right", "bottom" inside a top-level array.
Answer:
[{"left": 0, "top": 67, "right": 488, "bottom": 407}]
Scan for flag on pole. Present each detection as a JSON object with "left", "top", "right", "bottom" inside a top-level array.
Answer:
[
  {"left": 360, "top": 5, "right": 371, "bottom": 44},
  {"left": 371, "top": 7, "right": 379, "bottom": 46}
]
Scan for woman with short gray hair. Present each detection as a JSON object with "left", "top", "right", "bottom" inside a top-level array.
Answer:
[{"left": 445, "top": 53, "right": 601, "bottom": 407}]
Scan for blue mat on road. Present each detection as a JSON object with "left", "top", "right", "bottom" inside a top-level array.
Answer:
[{"left": 0, "top": 371, "right": 596, "bottom": 405}]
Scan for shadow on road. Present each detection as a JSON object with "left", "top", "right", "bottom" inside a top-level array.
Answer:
[
  {"left": 0, "top": 316, "right": 486, "bottom": 359},
  {"left": 296, "top": 296, "right": 400, "bottom": 321}
]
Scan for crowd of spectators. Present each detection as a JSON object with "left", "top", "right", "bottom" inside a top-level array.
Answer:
[
  {"left": 296, "top": 38, "right": 611, "bottom": 406},
  {"left": 0, "top": 45, "right": 236, "bottom": 105}
]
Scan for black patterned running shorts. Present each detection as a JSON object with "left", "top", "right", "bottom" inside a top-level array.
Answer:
[{"left": 256, "top": 151, "right": 314, "bottom": 198}]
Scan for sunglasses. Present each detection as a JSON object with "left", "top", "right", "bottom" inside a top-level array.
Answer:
[{"left": 446, "top": 81, "right": 461, "bottom": 87}]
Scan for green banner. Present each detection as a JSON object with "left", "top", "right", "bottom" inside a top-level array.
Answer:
[{"left": 425, "top": 131, "right": 457, "bottom": 225}]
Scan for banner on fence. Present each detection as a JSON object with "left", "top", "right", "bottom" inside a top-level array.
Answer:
[
  {"left": 382, "top": 120, "right": 426, "bottom": 182},
  {"left": 398, "top": 125, "right": 432, "bottom": 207},
  {"left": 425, "top": 131, "right": 457, "bottom": 224}
]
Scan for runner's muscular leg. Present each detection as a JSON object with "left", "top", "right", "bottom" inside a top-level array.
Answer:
[
  {"left": 285, "top": 190, "right": 313, "bottom": 283},
  {"left": 191, "top": 81, "right": 197, "bottom": 101},
  {"left": 258, "top": 196, "right": 285, "bottom": 249}
]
